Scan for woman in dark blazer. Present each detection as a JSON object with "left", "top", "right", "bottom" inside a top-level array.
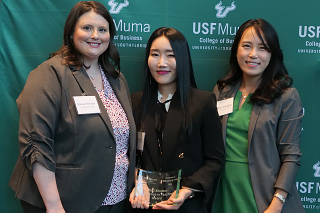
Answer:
[
  {"left": 212, "top": 19, "right": 304, "bottom": 213},
  {"left": 129, "top": 27, "right": 225, "bottom": 212},
  {"left": 9, "top": 2, "right": 136, "bottom": 213}
]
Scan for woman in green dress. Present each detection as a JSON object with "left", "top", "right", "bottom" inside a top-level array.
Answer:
[{"left": 212, "top": 19, "right": 304, "bottom": 213}]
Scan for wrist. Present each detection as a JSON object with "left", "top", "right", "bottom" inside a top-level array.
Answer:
[
  {"left": 274, "top": 193, "right": 286, "bottom": 204},
  {"left": 188, "top": 190, "right": 195, "bottom": 199},
  {"left": 181, "top": 187, "right": 195, "bottom": 199}
]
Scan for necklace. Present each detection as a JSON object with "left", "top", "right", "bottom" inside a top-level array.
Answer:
[
  {"left": 242, "top": 93, "right": 249, "bottom": 99},
  {"left": 241, "top": 87, "right": 255, "bottom": 99}
]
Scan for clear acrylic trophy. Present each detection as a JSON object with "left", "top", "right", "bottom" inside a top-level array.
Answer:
[{"left": 134, "top": 168, "right": 182, "bottom": 206}]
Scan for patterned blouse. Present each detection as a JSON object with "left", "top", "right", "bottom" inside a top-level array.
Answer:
[{"left": 96, "top": 67, "right": 130, "bottom": 205}]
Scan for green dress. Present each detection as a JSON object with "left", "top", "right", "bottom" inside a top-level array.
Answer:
[{"left": 212, "top": 91, "right": 259, "bottom": 213}]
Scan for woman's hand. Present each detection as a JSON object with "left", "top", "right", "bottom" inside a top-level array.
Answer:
[
  {"left": 46, "top": 206, "right": 66, "bottom": 213},
  {"left": 264, "top": 199, "right": 282, "bottom": 213},
  {"left": 33, "top": 163, "right": 66, "bottom": 213},
  {"left": 152, "top": 188, "right": 192, "bottom": 210},
  {"left": 129, "top": 183, "right": 150, "bottom": 209},
  {"left": 264, "top": 189, "right": 287, "bottom": 213}
]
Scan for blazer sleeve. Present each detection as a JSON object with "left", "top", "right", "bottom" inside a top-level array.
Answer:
[
  {"left": 17, "top": 60, "right": 62, "bottom": 175},
  {"left": 274, "top": 88, "right": 303, "bottom": 193},
  {"left": 182, "top": 92, "right": 225, "bottom": 200}
]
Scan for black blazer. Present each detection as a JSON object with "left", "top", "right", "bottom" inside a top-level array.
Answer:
[{"left": 131, "top": 88, "right": 225, "bottom": 212}]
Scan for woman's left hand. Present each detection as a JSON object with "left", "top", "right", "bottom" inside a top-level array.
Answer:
[
  {"left": 264, "top": 189, "right": 287, "bottom": 213},
  {"left": 152, "top": 188, "right": 192, "bottom": 210}
]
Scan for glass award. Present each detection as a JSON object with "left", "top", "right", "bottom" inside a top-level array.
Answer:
[{"left": 134, "top": 168, "right": 182, "bottom": 206}]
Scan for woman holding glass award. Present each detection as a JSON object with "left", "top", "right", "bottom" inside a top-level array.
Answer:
[{"left": 129, "top": 27, "right": 225, "bottom": 212}]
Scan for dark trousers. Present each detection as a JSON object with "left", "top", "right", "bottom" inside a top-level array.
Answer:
[{"left": 20, "top": 199, "right": 127, "bottom": 213}]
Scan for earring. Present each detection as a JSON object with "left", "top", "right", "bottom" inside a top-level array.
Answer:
[{"left": 149, "top": 75, "right": 152, "bottom": 85}]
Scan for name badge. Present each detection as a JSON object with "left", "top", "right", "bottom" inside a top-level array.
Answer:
[
  {"left": 137, "top": 131, "right": 145, "bottom": 152},
  {"left": 73, "top": 96, "right": 101, "bottom": 115},
  {"left": 217, "top": 97, "right": 233, "bottom": 116}
]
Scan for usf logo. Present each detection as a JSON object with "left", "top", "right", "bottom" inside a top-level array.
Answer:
[
  {"left": 215, "top": 1, "right": 236, "bottom": 18},
  {"left": 108, "top": 0, "right": 129, "bottom": 14},
  {"left": 313, "top": 161, "right": 320, "bottom": 177}
]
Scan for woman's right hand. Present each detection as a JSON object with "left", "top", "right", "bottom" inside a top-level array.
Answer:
[{"left": 129, "top": 183, "right": 150, "bottom": 209}]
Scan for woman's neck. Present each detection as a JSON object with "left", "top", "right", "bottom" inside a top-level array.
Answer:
[
  {"left": 158, "top": 85, "right": 176, "bottom": 102},
  {"left": 83, "top": 58, "right": 99, "bottom": 69},
  {"left": 240, "top": 75, "right": 261, "bottom": 93},
  {"left": 85, "top": 62, "right": 103, "bottom": 90}
]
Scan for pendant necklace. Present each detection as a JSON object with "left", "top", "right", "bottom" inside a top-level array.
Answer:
[
  {"left": 242, "top": 93, "right": 249, "bottom": 99},
  {"left": 241, "top": 87, "right": 255, "bottom": 99}
]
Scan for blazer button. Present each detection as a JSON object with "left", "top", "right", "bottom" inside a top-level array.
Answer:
[
  {"left": 108, "top": 146, "right": 113, "bottom": 149},
  {"left": 178, "top": 153, "right": 184, "bottom": 159}
]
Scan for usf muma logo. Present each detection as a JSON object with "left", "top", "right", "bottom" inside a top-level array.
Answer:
[
  {"left": 108, "top": 0, "right": 129, "bottom": 14},
  {"left": 215, "top": 1, "right": 236, "bottom": 18}
]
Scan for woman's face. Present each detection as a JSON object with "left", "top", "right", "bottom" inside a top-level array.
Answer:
[
  {"left": 148, "top": 36, "right": 177, "bottom": 90},
  {"left": 237, "top": 27, "right": 271, "bottom": 80},
  {"left": 73, "top": 10, "right": 110, "bottom": 64}
]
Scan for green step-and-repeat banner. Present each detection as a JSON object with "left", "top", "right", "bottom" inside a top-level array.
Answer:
[{"left": 1, "top": 0, "right": 319, "bottom": 212}]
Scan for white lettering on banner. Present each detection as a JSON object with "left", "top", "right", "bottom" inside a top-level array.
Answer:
[
  {"left": 200, "top": 38, "right": 219, "bottom": 44},
  {"left": 299, "top": 26, "right": 320, "bottom": 38},
  {"left": 297, "top": 26, "right": 320, "bottom": 54},
  {"left": 114, "top": 43, "right": 146, "bottom": 48},
  {"left": 296, "top": 161, "right": 320, "bottom": 210},
  {"left": 113, "top": 19, "right": 150, "bottom": 33},
  {"left": 296, "top": 181, "right": 320, "bottom": 194},
  {"left": 296, "top": 181, "right": 320, "bottom": 210},
  {"left": 306, "top": 41, "right": 320, "bottom": 48},
  {"left": 115, "top": 35, "right": 142, "bottom": 41},
  {"left": 192, "top": 22, "right": 238, "bottom": 35},
  {"left": 297, "top": 49, "right": 320, "bottom": 54}
]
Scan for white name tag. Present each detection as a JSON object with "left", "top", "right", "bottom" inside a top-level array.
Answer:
[
  {"left": 73, "top": 96, "right": 101, "bottom": 115},
  {"left": 217, "top": 98, "right": 234, "bottom": 116}
]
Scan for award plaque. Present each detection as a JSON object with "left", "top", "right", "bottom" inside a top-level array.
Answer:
[{"left": 134, "top": 168, "right": 182, "bottom": 206}]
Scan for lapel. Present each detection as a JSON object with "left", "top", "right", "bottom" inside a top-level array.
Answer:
[
  {"left": 142, "top": 93, "right": 183, "bottom": 170},
  {"left": 108, "top": 74, "right": 135, "bottom": 134},
  {"left": 219, "top": 81, "right": 262, "bottom": 153},
  {"left": 162, "top": 93, "right": 183, "bottom": 162},
  {"left": 71, "top": 67, "right": 115, "bottom": 142},
  {"left": 248, "top": 103, "right": 261, "bottom": 154},
  {"left": 143, "top": 93, "right": 160, "bottom": 170}
]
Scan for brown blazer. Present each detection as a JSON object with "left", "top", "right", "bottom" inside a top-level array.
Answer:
[
  {"left": 9, "top": 55, "right": 136, "bottom": 213},
  {"left": 213, "top": 82, "right": 304, "bottom": 213}
]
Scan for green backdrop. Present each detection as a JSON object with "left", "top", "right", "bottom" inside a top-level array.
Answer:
[{"left": 1, "top": 0, "right": 319, "bottom": 212}]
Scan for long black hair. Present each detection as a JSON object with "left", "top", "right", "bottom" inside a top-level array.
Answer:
[
  {"left": 141, "top": 27, "right": 197, "bottom": 131},
  {"left": 217, "top": 19, "right": 292, "bottom": 105},
  {"left": 50, "top": 1, "right": 120, "bottom": 78}
]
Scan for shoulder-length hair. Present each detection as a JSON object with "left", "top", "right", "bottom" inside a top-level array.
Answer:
[
  {"left": 50, "top": 1, "right": 120, "bottom": 78},
  {"left": 141, "top": 27, "right": 197, "bottom": 130},
  {"left": 217, "top": 19, "right": 292, "bottom": 105}
]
